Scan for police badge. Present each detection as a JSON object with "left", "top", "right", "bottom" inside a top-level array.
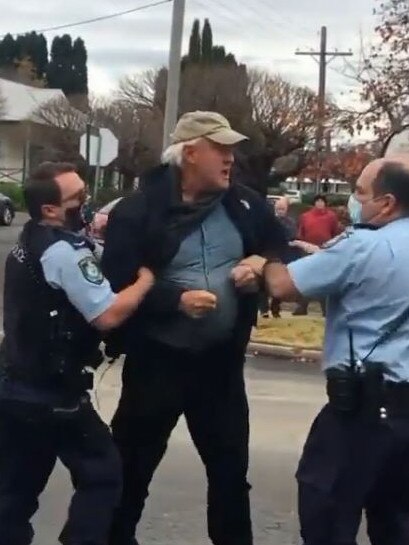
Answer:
[{"left": 78, "top": 256, "right": 104, "bottom": 285}]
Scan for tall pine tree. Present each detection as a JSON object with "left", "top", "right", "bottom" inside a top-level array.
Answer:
[
  {"left": 0, "top": 34, "right": 17, "bottom": 67},
  {"left": 30, "top": 33, "right": 48, "bottom": 79},
  {"left": 188, "top": 19, "right": 201, "bottom": 63},
  {"left": 184, "top": 19, "right": 237, "bottom": 67},
  {"left": 47, "top": 34, "right": 74, "bottom": 94},
  {"left": 14, "top": 35, "right": 28, "bottom": 62},
  {"left": 201, "top": 19, "right": 213, "bottom": 63},
  {"left": 71, "top": 37, "right": 88, "bottom": 94}
]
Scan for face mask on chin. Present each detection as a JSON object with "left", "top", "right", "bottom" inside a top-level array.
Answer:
[
  {"left": 64, "top": 205, "right": 86, "bottom": 232},
  {"left": 348, "top": 194, "right": 362, "bottom": 224},
  {"left": 350, "top": 203, "right": 362, "bottom": 224}
]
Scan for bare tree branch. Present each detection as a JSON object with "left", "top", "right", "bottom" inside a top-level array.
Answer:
[
  {"left": 32, "top": 96, "right": 87, "bottom": 132},
  {"left": 337, "top": 0, "right": 409, "bottom": 137},
  {"left": 248, "top": 69, "right": 324, "bottom": 155},
  {"left": 117, "top": 70, "right": 158, "bottom": 109}
]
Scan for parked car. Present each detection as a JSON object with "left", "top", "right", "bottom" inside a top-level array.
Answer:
[
  {"left": 266, "top": 195, "right": 282, "bottom": 206},
  {"left": 0, "top": 194, "right": 15, "bottom": 226},
  {"left": 87, "top": 197, "right": 122, "bottom": 244},
  {"left": 284, "top": 189, "right": 302, "bottom": 203}
]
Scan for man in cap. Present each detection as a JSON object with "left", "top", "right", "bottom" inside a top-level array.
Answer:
[{"left": 102, "top": 111, "right": 288, "bottom": 545}]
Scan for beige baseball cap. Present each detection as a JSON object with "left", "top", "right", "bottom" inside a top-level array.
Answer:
[{"left": 170, "top": 111, "right": 248, "bottom": 145}]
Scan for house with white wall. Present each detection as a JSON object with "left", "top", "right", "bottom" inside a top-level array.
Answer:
[{"left": 0, "top": 78, "right": 73, "bottom": 183}]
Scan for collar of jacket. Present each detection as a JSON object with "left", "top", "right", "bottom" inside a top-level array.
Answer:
[{"left": 139, "top": 164, "right": 259, "bottom": 254}]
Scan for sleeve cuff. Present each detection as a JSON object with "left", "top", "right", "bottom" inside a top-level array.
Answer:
[{"left": 85, "top": 292, "right": 116, "bottom": 323}]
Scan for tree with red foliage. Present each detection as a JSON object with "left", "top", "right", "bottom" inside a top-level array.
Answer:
[
  {"left": 340, "top": 0, "right": 409, "bottom": 138},
  {"left": 298, "top": 146, "right": 375, "bottom": 183}
]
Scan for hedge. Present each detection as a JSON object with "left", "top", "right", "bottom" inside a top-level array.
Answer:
[
  {"left": 0, "top": 184, "right": 128, "bottom": 212},
  {"left": 0, "top": 183, "right": 25, "bottom": 211},
  {"left": 301, "top": 193, "right": 349, "bottom": 206}
]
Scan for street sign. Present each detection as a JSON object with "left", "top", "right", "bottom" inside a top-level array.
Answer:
[{"left": 80, "top": 128, "right": 118, "bottom": 167}]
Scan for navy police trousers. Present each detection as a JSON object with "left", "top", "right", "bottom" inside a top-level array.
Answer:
[
  {"left": 0, "top": 398, "right": 122, "bottom": 545},
  {"left": 297, "top": 404, "right": 409, "bottom": 545}
]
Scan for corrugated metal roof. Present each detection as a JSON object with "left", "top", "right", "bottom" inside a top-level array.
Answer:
[{"left": 0, "top": 78, "right": 66, "bottom": 122}]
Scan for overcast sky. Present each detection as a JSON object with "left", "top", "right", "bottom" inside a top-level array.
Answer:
[{"left": 2, "top": 0, "right": 376, "bottom": 105}]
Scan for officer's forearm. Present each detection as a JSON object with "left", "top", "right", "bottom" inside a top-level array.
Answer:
[
  {"left": 92, "top": 277, "right": 154, "bottom": 331},
  {"left": 264, "top": 262, "right": 299, "bottom": 301}
]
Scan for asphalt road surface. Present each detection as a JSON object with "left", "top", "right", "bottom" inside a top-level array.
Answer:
[
  {"left": 0, "top": 212, "right": 27, "bottom": 322},
  {"left": 31, "top": 358, "right": 326, "bottom": 545},
  {"left": 0, "top": 215, "right": 370, "bottom": 545}
]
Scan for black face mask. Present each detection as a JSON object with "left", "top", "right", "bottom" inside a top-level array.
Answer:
[{"left": 64, "top": 205, "right": 86, "bottom": 232}]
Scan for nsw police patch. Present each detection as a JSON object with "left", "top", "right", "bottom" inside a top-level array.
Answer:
[{"left": 78, "top": 256, "right": 104, "bottom": 285}]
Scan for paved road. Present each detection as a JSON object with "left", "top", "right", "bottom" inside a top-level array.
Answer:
[
  {"left": 0, "top": 212, "right": 27, "bottom": 320},
  {"left": 29, "top": 358, "right": 325, "bottom": 545},
  {"left": 0, "top": 217, "right": 369, "bottom": 544},
  {"left": 31, "top": 358, "right": 370, "bottom": 545}
]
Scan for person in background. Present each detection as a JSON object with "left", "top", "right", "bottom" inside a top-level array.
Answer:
[
  {"left": 334, "top": 205, "right": 351, "bottom": 233},
  {"left": 298, "top": 194, "right": 339, "bottom": 247},
  {"left": 268, "top": 197, "right": 298, "bottom": 317},
  {"left": 258, "top": 197, "right": 293, "bottom": 318},
  {"left": 275, "top": 197, "right": 297, "bottom": 239},
  {"left": 294, "top": 195, "right": 338, "bottom": 316}
]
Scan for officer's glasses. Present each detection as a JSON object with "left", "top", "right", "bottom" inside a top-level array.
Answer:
[{"left": 61, "top": 189, "right": 87, "bottom": 205}]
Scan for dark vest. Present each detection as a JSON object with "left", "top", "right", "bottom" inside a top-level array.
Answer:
[{"left": 1, "top": 221, "right": 101, "bottom": 394}]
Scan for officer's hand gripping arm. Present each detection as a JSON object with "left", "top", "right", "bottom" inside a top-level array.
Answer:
[{"left": 92, "top": 267, "right": 154, "bottom": 332}]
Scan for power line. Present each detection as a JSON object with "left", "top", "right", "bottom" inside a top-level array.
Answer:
[
  {"left": 0, "top": 0, "right": 173, "bottom": 38},
  {"left": 206, "top": 0, "right": 313, "bottom": 48},
  {"left": 254, "top": 0, "right": 315, "bottom": 39},
  {"left": 224, "top": 0, "right": 279, "bottom": 38},
  {"left": 234, "top": 0, "right": 285, "bottom": 35},
  {"left": 192, "top": 0, "right": 263, "bottom": 46},
  {"left": 200, "top": 0, "right": 284, "bottom": 45},
  {"left": 190, "top": 0, "right": 305, "bottom": 72}
]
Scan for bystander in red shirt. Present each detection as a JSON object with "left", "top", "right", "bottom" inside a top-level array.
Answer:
[{"left": 298, "top": 195, "right": 339, "bottom": 246}]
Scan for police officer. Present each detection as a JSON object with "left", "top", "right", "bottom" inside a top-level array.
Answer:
[
  {"left": 244, "top": 156, "right": 409, "bottom": 544},
  {"left": 0, "top": 162, "right": 154, "bottom": 545}
]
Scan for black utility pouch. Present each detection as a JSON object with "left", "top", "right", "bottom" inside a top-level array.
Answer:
[{"left": 326, "top": 367, "right": 362, "bottom": 415}]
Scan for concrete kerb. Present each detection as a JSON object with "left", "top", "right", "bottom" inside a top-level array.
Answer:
[{"left": 247, "top": 342, "right": 322, "bottom": 363}]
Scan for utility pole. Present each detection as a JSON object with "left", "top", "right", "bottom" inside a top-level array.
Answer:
[
  {"left": 163, "top": 0, "right": 186, "bottom": 151},
  {"left": 296, "top": 26, "right": 352, "bottom": 190},
  {"left": 85, "top": 122, "right": 92, "bottom": 184},
  {"left": 93, "top": 130, "right": 102, "bottom": 202}
]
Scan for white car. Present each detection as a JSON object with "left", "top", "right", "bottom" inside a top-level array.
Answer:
[
  {"left": 284, "top": 189, "right": 302, "bottom": 203},
  {"left": 266, "top": 195, "right": 282, "bottom": 205}
]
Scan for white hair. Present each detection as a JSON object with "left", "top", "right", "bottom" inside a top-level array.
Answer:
[{"left": 161, "top": 138, "right": 201, "bottom": 167}]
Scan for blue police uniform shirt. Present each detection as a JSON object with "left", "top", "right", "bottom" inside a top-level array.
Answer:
[
  {"left": 288, "top": 218, "right": 409, "bottom": 382},
  {"left": 41, "top": 240, "right": 115, "bottom": 323},
  {"left": 0, "top": 237, "right": 115, "bottom": 405}
]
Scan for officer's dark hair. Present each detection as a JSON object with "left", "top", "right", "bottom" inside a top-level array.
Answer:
[
  {"left": 373, "top": 162, "right": 409, "bottom": 213},
  {"left": 313, "top": 194, "right": 327, "bottom": 205},
  {"left": 24, "top": 162, "right": 77, "bottom": 220}
]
